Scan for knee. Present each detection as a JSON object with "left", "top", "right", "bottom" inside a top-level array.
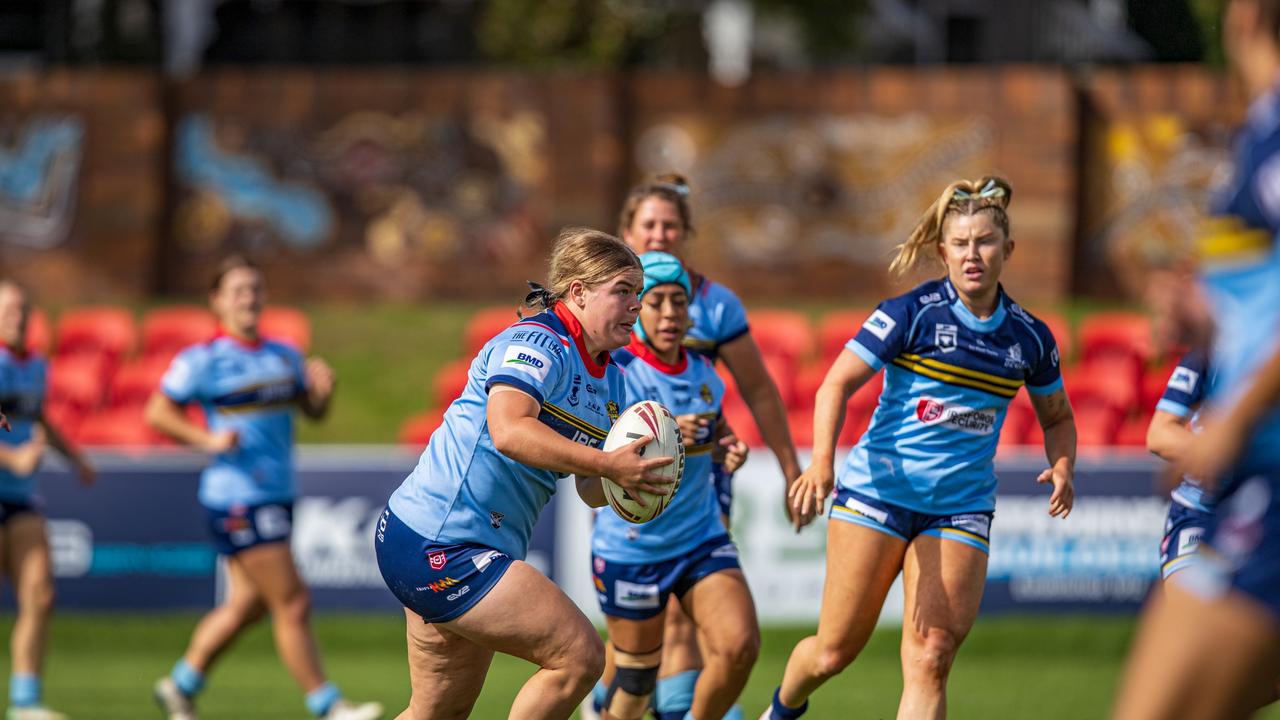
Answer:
[
  {"left": 20, "top": 577, "right": 55, "bottom": 618},
  {"left": 812, "top": 643, "right": 858, "bottom": 680},
  {"left": 271, "top": 587, "right": 312, "bottom": 624},
  {"left": 709, "top": 629, "right": 760, "bottom": 674},
  {"left": 573, "top": 631, "right": 606, "bottom": 685},
  {"left": 904, "top": 629, "right": 960, "bottom": 684}
]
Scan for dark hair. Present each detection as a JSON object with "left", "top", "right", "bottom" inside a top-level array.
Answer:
[
  {"left": 617, "top": 173, "right": 695, "bottom": 238},
  {"left": 210, "top": 255, "right": 261, "bottom": 291}
]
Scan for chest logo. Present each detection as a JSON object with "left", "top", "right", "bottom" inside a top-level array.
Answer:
[
  {"left": 1005, "top": 343, "right": 1025, "bottom": 369},
  {"left": 606, "top": 400, "right": 620, "bottom": 423},
  {"left": 935, "top": 324, "right": 958, "bottom": 353},
  {"left": 699, "top": 384, "right": 713, "bottom": 404}
]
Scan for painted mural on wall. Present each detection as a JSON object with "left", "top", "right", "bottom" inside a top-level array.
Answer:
[
  {"left": 633, "top": 114, "right": 995, "bottom": 269},
  {"left": 0, "top": 116, "right": 84, "bottom": 250},
  {"left": 173, "top": 110, "right": 545, "bottom": 270}
]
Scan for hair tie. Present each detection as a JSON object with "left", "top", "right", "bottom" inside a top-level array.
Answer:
[
  {"left": 654, "top": 181, "right": 690, "bottom": 198},
  {"left": 524, "top": 281, "right": 555, "bottom": 309}
]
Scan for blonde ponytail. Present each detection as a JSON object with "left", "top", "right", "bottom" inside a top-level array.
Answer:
[{"left": 889, "top": 176, "right": 1013, "bottom": 279}]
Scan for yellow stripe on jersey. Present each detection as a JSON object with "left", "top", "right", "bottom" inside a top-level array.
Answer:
[
  {"left": 899, "top": 353, "right": 1024, "bottom": 389},
  {"left": 542, "top": 402, "right": 608, "bottom": 441},
  {"left": 682, "top": 337, "right": 717, "bottom": 351},
  {"left": 687, "top": 442, "right": 715, "bottom": 456},
  {"left": 891, "top": 356, "right": 1020, "bottom": 399},
  {"left": 213, "top": 398, "right": 297, "bottom": 415},
  {"left": 1197, "top": 216, "right": 1271, "bottom": 261}
]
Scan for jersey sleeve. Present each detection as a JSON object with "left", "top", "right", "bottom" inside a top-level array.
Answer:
[
  {"left": 483, "top": 326, "right": 569, "bottom": 406},
  {"left": 160, "top": 346, "right": 209, "bottom": 404},
  {"left": 707, "top": 283, "right": 750, "bottom": 346},
  {"left": 1156, "top": 350, "right": 1209, "bottom": 418},
  {"left": 1024, "top": 321, "right": 1064, "bottom": 396},
  {"left": 846, "top": 297, "right": 913, "bottom": 371}
]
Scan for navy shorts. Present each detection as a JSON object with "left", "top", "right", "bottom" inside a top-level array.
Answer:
[
  {"left": 829, "top": 487, "right": 993, "bottom": 554},
  {"left": 0, "top": 499, "right": 38, "bottom": 525},
  {"left": 1160, "top": 501, "right": 1210, "bottom": 579},
  {"left": 206, "top": 502, "right": 293, "bottom": 556},
  {"left": 375, "top": 506, "right": 513, "bottom": 624},
  {"left": 592, "top": 535, "right": 740, "bottom": 620},
  {"left": 1178, "top": 475, "right": 1280, "bottom": 620},
  {"left": 713, "top": 464, "right": 733, "bottom": 519}
]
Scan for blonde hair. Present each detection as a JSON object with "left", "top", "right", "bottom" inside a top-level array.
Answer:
[
  {"left": 617, "top": 173, "right": 695, "bottom": 238},
  {"left": 524, "top": 227, "right": 642, "bottom": 310},
  {"left": 889, "top": 176, "right": 1013, "bottom": 278}
]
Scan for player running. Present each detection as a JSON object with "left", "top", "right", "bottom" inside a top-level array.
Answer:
[
  {"left": 592, "top": 252, "right": 756, "bottom": 720},
  {"left": 147, "top": 256, "right": 382, "bottom": 720},
  {"left": 375, "top": 228, "right": 674, "bottom": 720},
  {"left": 762, "top": 176, "right": 1077, "bottom": 720},
  {"left": 0, "top": 281, "right": 95, "bottom": 720}
]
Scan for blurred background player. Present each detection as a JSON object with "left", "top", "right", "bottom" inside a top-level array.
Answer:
[
  {"left": 1113, "top": 0, "right": 1280, "bottom": 716},
  {"left": 591, "top": 251, "right": 757, "bottom": 720},
  {"left": 145, "top": 256, "right": 381, "bottom": 720},
  {"left": 763, "top": 177, "right": 1077, "bottom": 720},
  {"left": 374, "top": 229, "right": 674, "bottom": 720},
  {"left": 0, "top": 281, "right": 94, "bottom": 720},
  {"left": 611, "top": 173, "right": 802, "bottom": 720}
]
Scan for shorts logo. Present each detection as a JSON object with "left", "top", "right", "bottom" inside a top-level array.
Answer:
[
  {"left": 710, "top": 543, "right": 739, "bottom": 559},
  {"left": 614, "top": 580, "right": 660, "bottom": 610},
  {"left": 500, "top": 345, "right": 552, "bottom": 382},
  {"left": 446, "top": 586, "right": 470, "bottom": 602},
  {"left": 915, "top": 397, "right": 995, "bottom": 435},
  {"left": 427, "top": 550, "right": 447, "bottom": 570},
  {"left": 594, "top": 576, "right": 607, "bottom": 593},
  {"left": 950, "top": 513, "right": 992, "bottom": 536},
  {"left": 427, "top": 576, "right": 460, "bottom": 593},
  {"left": 863, "top": 310, "right": 897, "bottom": 341},
  {"left": 935, "top": 324, "right": 958, "bottom": 353},
  {"left": 1168, "top": 367, "right": 1200, "bottom": 394},
  {"left": 377, "top": 509, "right": 389, "bottom": 543},
  {"left": 1178, "top": 527, "right": 1204, "bottom": 556},
  {"left": 843, "top": 496, "right": 888, "bottom": 525},
  {"left": 593, "top": 556, "right": 606, "bottom": 574},
  {"left": 472, "top": 550, "right": 503, "bottom": 573},
  {"left": 489, "top": 511, "right": 505, "bottom": 529}
]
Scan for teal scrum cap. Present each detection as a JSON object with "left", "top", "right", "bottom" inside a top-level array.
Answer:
[{"left": 639, "top": 251, "right": 692, "bottom": 298}]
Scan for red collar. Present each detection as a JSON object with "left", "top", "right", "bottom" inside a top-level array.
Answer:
[
  {"left": 214, "top": 327, "right": 263, "bottom": 350},
  {"left": 553, "top": 302, "right": 610, "bottom": 379},
  {"left": 626, "top": 334, "right": 687, "bottom": 375}
]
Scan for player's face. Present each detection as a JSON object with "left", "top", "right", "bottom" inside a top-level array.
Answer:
[
  {"left": 623, "top": 198, "right": 686, "bottom": 255},
  {"left": 211, "top": 267, "right": 266, "bottom": 336},
  {"left": 639, "top": 284, "right": 690, "bottom": 356},
  {"left": 579, "top": 271, "right": 643, "bottom": 353},
  {"left": 0, "top": 285, "right": 29, "bottom": 349},
  {"left": 939, "top": 213, "right": 1012, "bottom": 299}
]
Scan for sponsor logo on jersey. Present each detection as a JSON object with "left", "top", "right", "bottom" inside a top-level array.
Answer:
[
  {"left": 568, "top": 374, "right": 582, "bottom": 407},
  {"left": 1004, "top": 343, "right": 1026, "bottom": 369},
  {"left": 606, "top": 400, "right": 620, "bottom": 422},
  {"left": 950, "top": 513, "right": 992, "bottom": 536},
  {"left": 427, "top": 576, "right": 460, "bottom": 593},
  {"left": 700, "top": 383, "right": 713, "bottom": 404},
  {"left": 428, "top": 550, "right": 447, "bottom": 570},
  {"left": 500, "top": 345, "right": 552, "bottom": 382},
  {"left": 1168, "top": 367, "right": 1200, "bottom": 394},
  {"left": 489, "top": 511, "right": 505, "bottom": 529},
  {"left": 615, "top": 580, "right": 660, "bottom": 609},
  {"left": 919, "top": 292, "right": 943, "bottom": 305},
  {"left": 472, "top": 550, "right": 502, "bottom": 572},
  {"left": 1177, "top": 527, "right": 1204, "bottom": 556},
  {"left": 863, "top": 310, "right": 897, "bottom": 341},
  {"left": 915, "top": 398, "right": 996, "bottom": 435},
  {"left": 447, "top": 585, "right": 470, "bottom": 602},
  {"left": 594, "top": 576, "right": 607, "bottom": 593},
  {"left": 843, "top": 496, "right": 889, "bottom": 525},
  {"left": 935, "top": 324, "right": 958, "bottom": 353}
]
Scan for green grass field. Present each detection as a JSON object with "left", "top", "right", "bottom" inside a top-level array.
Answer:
[{"left": 8, "top": 612, "right": 1278, "bottom": 719}]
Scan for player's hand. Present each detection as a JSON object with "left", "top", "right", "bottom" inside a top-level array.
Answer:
[
  {"left": 789, "top": 464, "right": 834, "bottom": 527},
  {"left": 202, "top": 430, "right": 238, "bottom": 455},
  {"left": 603, "top": 435, "right": 675, "bottom": 506},
  {"left": 12, "top": 440, "right": 45, "bottom": 477},
  {"left": 1175, "top": 415, "right": 1246, "bottom": 490},
  {"left": 304, "top": 357, "right": 336, "bottom": 400},
  {"left": 1146, "top": 266, "right": 1214, "bottom": 355},
  {"left": 719, "top": 435, "right": 749, "bottom": 474},
  {"left": 675, "top": 414, "right": 708, "bottom": 447},
  {"left": 1037, "top": 465, "right": 1074, "bottom": 518}
]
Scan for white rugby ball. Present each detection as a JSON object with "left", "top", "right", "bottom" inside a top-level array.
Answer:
[{"left": 601, "top": 400, "right": 685, "bottom": 524}]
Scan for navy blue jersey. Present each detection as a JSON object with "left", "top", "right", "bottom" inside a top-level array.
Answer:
[
  {"left": 839, "top": 278, "right": 1063, "bottom": 514},
  {"left": 1156, "top": 350, "right": 1214, "bottom": 512},
  {"left": 0, "top": 347, "right": 45, "bottom": 502}
]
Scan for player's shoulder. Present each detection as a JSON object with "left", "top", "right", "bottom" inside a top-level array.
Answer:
[
  {"left": 1001, "top": 295, "right": 1054, "bottom": 341},
  {"left": 498, "top": 310, "right": 571, "bottom": 358},
  {"left": 695, "top": 273, "right": 744, "bottom": 309},
  {"left": 880, "top": 278, "right": 948, "bottom": 317},
  {"left": 263, "top": 339, "right": 304, "bottom": 362},
  {"left": 611, "top": 346, "right": 639, "bottom": 371}
]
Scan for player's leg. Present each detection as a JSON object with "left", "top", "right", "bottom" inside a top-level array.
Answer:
[
  {"left": 896, "top": 533, "right": 988, "bottom": 720},
  {"left": 5, "top": 511, "right": 57, "bottom": 714},
  {"left": 652, "top": 600, "right": 704, "bottom": 720},
  {"left": 767, "top": 518, "right": 907, "bottom": 718},
  {"left": 446, "top": 560, "right": 604, "bottom": 720},
  {"left": 597, "top": 612, "right": 665, "bottom": 720},
  {"left": 681, "top": 568, "right": 758, "bottom": 720},
  {"left": 399, "top": 608, "right": 494, "bottom": 720}
]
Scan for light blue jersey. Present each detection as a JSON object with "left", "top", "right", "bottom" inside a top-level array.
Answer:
[
  {"left": 593, "top": 337, "right": 726, "bottom": 564},
  {"left": 1156, "top": 350, "right": 1214, "bottom": 512},
  {"left": 160, "top": 334, "right": 306, "bottom": 510},
  {"left": 684, "top": 273, "right": 749, "bottom": 362},
  {"left": 0, "top": 348, "right": 45, "bottom": 502},
  {"left": 840, "top": 278, "right": 1063, "bottom": 515},
  {"left": 389, "top": 303, "right": 627, "bottom": 561}
]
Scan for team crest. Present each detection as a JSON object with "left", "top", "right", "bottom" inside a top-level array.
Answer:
[
  {"left": 606, "top": 400, "right": 620, "bottom": 422},
  {"left": 699, "top": 384, "right": 713, "bottom": 404},
  {"left": 489, "top": 511, "right": 505, "bottom": 529},
  {"left": 427, "top": 550, "right": 447, "bottom": 570},
  {"left": 935, "top": 324, "right": 958, "bottom": 353}
]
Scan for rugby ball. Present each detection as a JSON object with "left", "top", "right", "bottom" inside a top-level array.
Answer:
[{"left": 601, "top": 400, "right": 685, "bottom": 523}]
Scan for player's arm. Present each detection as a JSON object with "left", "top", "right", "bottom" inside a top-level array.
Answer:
[
  {"left": 574, "top": 475, "right": 607, "bottom": 507},
  {"left": 487, "top": 385, "right": 673, "bottom": 501},
  {"left": 1146, "top": 409, "right": 1194, "bottom": 464},
  {"left": 298, "top": 357, "right": 335, "bottom": 420},
  {"left": 38, "top": 413, "right": 94, "bottom": 485},
  {"left": 719, "top": 333, "right": 802, "bottom": 485},
  {"left": 1181, "top": 347, "right": 1280, "bottom": 483},
  {"left": 712, "top": 416, "right": 749, "bottom": 475},
  {"left": 1029, "top": 388, "right": 1076, "bottom": 518},
  {"left": 144, "top": 392, "right": 236, "bottom": 455}
]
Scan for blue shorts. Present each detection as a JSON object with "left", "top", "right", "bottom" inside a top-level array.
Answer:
[
  {"left": 206, "top": 502, "right": 292, "bottom": 556},
  {"left": 829, "top": 487, "right": 993, "bottom": 554},
  {"left": 0, "top": 499, "right": 38, "bottom": 525},
  {"left": 1178, "top": 475, "right": 1280, "bottom": 620},
  {"left": 713, "top": 464, "right": 733, "bottom": 519},
  {"left": 375, "top": 506, "right": 513, "bottom": 624},
  {"left": 1160, "top": 501, "right": 1210, "bottom": 579},
  {"left": 592, "top": 535, "right": 740, "bottom": 620}
]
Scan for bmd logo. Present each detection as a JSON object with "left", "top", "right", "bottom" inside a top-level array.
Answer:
[{"left": 507, "top": 353, "right": 545, "bottom": 369}]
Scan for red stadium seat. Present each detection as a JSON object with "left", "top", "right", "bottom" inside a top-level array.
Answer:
[
  {"left": 109, "top": 357, "right": 170, "bottom": 409},
  {"left": 141, "top": 306, "right": 216, "bottom": 361},
  {"left": 25, "top": 307, "right": 50, "bottom": 356},
  {"left": 837, "top": 403, "right": 872, "bottom": 448},
  {"left": 817, "top": 309, "right": 874, "bottom": 363},
  {"left": 722, "top": 402, "right": 763, "bottom": 448},
  {"left": 399, "top": 409, "right": 446, "bottom": 446},
  {"left": 54, "top": 306, "right": 136, "bottom": 363},
  {"left": 1141, "top": 360, "right": 1180, "bottom": 415},
  {"left": 1114, "top": 414, "right": 1152, "bottom": 447},
  {"left": 1079, "top": 312, "right": 1152, "bottom": 366},
  {"left": 432, "top": 359, "right": 473, "bottom": 408},
  {"left": 1065, "top": 364, "right": 1139, "bottom": 417},
  {"left": 1074, "top": 403, "right": 1123, "bottom": 446},
  {"left": 786, "top": 407, "right": 814, "bottom": 448},
  {"left": 261, "top": 306, "right": 311, "bottom": 353},
  {"left": 1000, "top": 392, "right": 1038, "bottom": 447},
  {"left": 747, "top": 309, "right": 813, "bottom": 369},
  {"left": 47, "top": 355, "right": 109, "bottom": 417},
  {"left": 760, "top": 352, "right": 797, "bottom": 410},
  {"left": 75, "top": 406, "right": 164, "bottom": 447},
  {"left": 465, "top": 306, "right": 522, "bottom": 356},
  {"left": 792, "top": 361, "right": 827, "bottom": 413}
]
